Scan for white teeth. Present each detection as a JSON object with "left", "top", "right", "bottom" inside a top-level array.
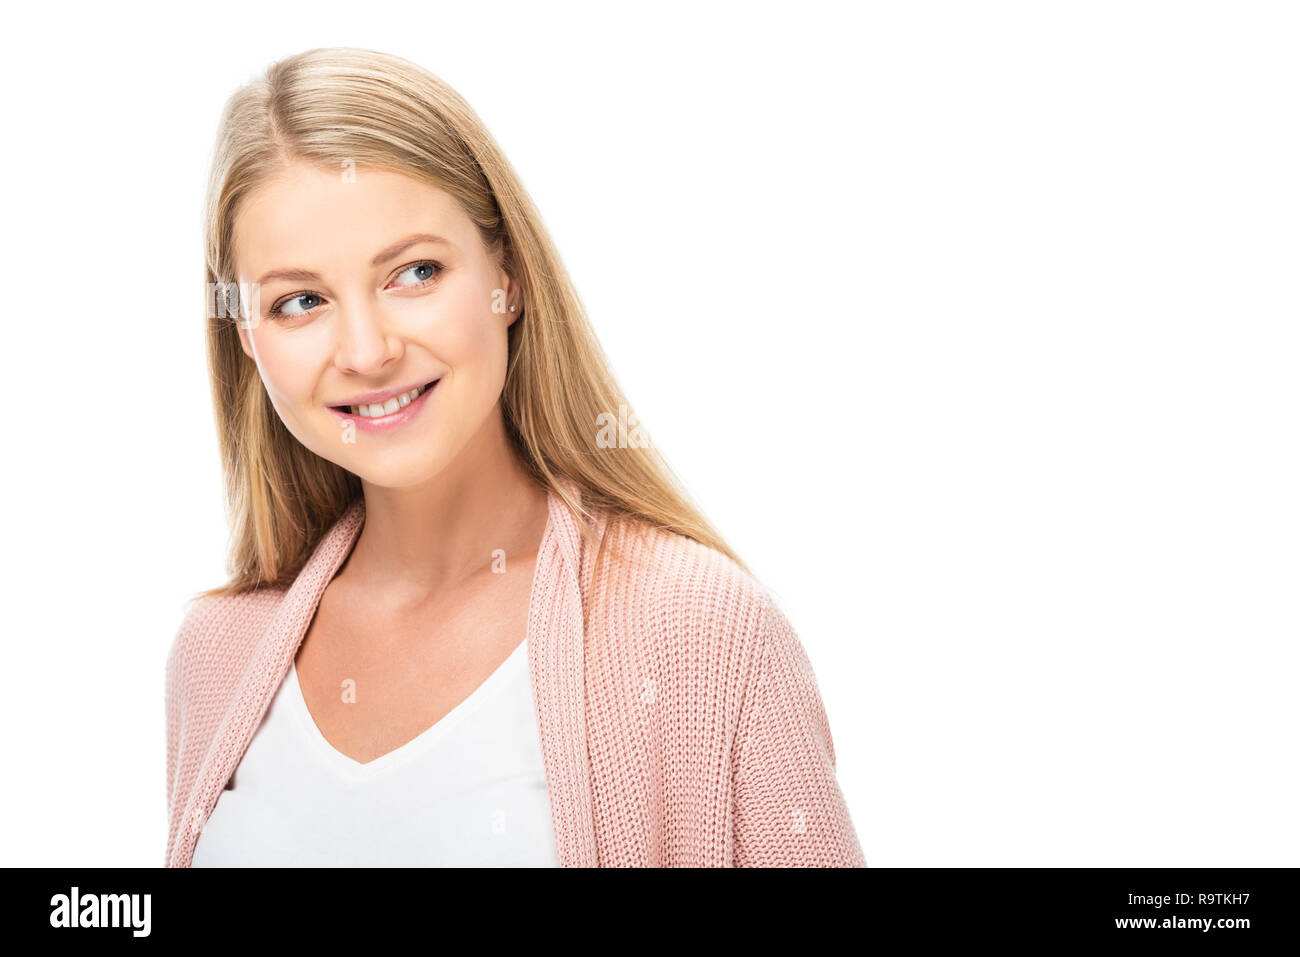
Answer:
[{"left": 348, "top": 384, "right": 426, "bottom": 417}]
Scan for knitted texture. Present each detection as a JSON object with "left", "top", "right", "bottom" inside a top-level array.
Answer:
[{"left": 165, "top": 479, "right": 866, "bottom": 867}]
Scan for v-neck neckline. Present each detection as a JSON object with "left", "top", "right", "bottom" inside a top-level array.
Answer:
[
  {"left": 286, "top": 487, "right": 553, "bottom": 782},
  {"left": 286, "top": 637, "right": 529, "bottom": 782}
]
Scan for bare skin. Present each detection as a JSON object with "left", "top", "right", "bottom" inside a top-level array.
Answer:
[
  {"left": 231, "top": 161, "right": 549, "bottom": 763},
  {"left": 295, "top": 467, "right": 548, "bottom": 764}
]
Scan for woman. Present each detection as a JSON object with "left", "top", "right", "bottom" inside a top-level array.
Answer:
[{"left": 166, "top": 46, "right": 865, "bottom": 867}]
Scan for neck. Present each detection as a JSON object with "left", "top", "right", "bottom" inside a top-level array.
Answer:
[{"left": 343, "top": 402, "right": 549, "bottom": 598}]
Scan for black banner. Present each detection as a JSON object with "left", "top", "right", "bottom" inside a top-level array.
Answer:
[{"left": 8, "top": 867, "right": 1294, "bottom": 944}]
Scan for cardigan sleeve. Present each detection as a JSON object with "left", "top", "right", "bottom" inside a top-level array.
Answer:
[{"left": 731, "top": 595, "right": 867, "bottom": 867}]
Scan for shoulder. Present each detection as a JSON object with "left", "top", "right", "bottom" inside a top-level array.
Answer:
[
  {"left": 595, "top": 515, "right": 787, "bottom": 667},
  {"left": 585, "top": 515, "right": 822, "bottom": 750},
  {"left": 165, "top": 585, "right": 287, "bottom": 698}
]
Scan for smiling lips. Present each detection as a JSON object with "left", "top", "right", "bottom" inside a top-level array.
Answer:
[{"left": 332, "top": 379, "right": 438, "bottom": 418}]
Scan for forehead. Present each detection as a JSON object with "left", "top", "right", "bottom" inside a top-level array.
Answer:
[{"left": 233, "top": 164, "right": 472, "bottom": 279}]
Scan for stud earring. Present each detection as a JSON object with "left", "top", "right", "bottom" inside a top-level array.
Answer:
[{"left": 510, "top": 305, "right": 517, "bottom": 312}]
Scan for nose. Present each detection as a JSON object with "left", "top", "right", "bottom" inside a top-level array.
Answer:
[{"left": 331, "top": 293, "right": 403, "bottom": 375}]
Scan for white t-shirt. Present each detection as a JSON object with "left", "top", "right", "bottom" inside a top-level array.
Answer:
[{"left": 191, "top": 637, "right": 559, "bottom": 867}]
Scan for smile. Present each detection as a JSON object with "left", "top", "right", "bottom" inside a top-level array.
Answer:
[
  {"left": 328, "top": 378, "right": 440, "bottom": 432},
  {"left": 339, "top": 380, "right": 435, "bottom": 417}
]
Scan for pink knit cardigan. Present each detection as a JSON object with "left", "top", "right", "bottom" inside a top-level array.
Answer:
[{"left": 165, "top": 479, "right": 866, "bottom": 867}]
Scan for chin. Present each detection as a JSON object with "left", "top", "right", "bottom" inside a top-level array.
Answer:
[{"left": 342, "top": 450, "right": 456, "bottom": 490}]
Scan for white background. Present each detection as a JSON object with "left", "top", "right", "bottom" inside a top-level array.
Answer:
[{"left": 0, "top": 0, "right": 1295, "bottom": 866}]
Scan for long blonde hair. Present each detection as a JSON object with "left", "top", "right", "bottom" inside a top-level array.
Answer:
[{"left": 197, "top": 46, "right": 747, "bottom": 600}]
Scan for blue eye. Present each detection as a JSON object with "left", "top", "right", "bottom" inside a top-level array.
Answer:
[
  {"left": 392, "top": 261, "right": 443, "bottom": 287},
  {"left": 264, "top": 261, "right": 444, "bottom": 322},
  {"left": 269, "top": 292, "right": 323, "bottom": 319}
]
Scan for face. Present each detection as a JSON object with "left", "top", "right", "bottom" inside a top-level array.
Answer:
[{"left": 232, "top": 163, "right": 519, "bottom": 488}]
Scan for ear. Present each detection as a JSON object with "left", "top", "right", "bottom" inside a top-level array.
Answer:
[
  {"left": 494, "top": 244, "right": 523, "bottom": 326},
  {"left": 502, "top": 270, "right": 524, "bottom": 328},
  {"left": 236, "top": 320, "right": 255, "bottom": 359}
]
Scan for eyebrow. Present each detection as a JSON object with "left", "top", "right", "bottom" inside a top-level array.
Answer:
[{"left": 253, "top": 233, "right": 453, "bottom": 286}]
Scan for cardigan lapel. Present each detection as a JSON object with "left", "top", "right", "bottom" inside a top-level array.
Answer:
[
  {"left": 528, "top": 478, "right": 600, "bottom": 866},
  {"left": 177, "top": 481, "right": 598, "bottom": 868}
]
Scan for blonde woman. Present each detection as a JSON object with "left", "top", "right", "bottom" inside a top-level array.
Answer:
[{"left": 166, "top": 46, "right": 865, "bottom": 868}]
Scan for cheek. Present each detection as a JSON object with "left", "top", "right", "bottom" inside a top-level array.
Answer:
[
  {"left": 427, "top": 278, "right": 507, "bottom": 364},
  {"left": 249, "top": 329, "right": 319, "bottom": 402}
]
